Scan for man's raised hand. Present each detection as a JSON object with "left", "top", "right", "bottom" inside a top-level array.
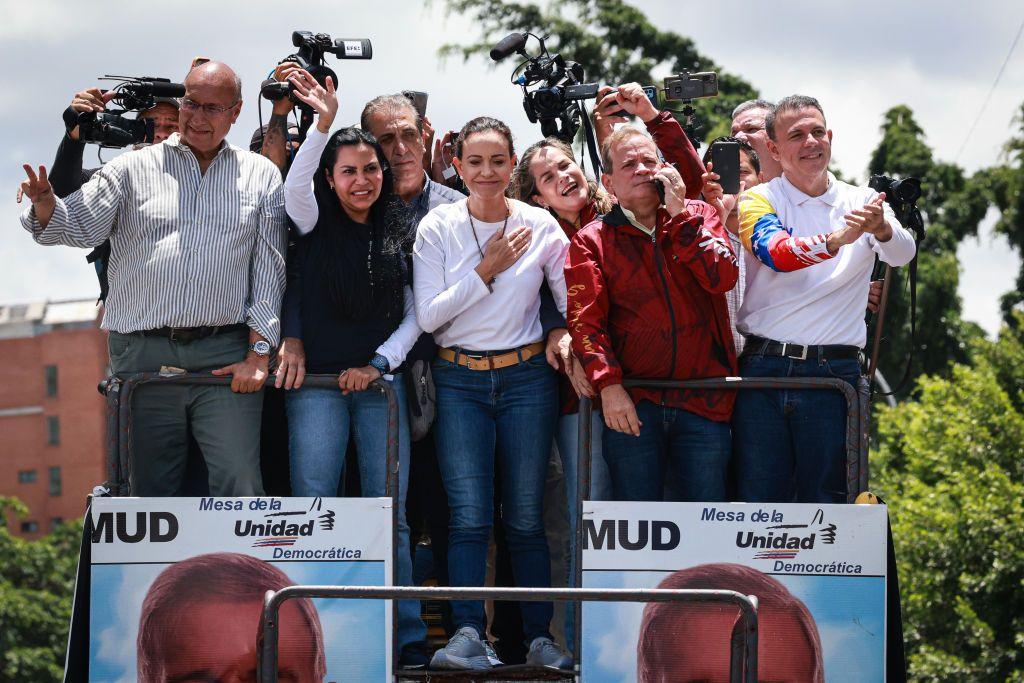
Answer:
[{"left": 19, "top": 165, "right": 56, "bottom": 227}]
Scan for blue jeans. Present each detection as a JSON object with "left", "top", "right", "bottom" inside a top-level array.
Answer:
[
  {"left": 603, "top": 400, "right": 731, "bottom": 501},
  {"left": 732, "top": 354, "right": 860, "bottom": 503},
  {"left": 285, "top": 378, "right": 426, "bottom": 652},
  {"left": 432, "top": 353, "right": 558, "bottom": 641}
]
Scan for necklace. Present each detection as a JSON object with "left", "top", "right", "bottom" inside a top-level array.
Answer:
[{"left": 467, "top": 198, "right": 511, "bottom": 260}]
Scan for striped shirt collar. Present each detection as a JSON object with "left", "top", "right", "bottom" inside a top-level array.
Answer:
[
  {"left": 164, "top": 132, "right": 233, "bottom": 158},
  {"left": 780, "top": 171, "right": 839, "bottom": 206}
]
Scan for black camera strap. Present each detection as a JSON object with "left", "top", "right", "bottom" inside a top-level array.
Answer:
[
  {"left": 871, "top": 204, "right": 924, "bottom": 397},
  {"left": 579, "top": 105, "right": 603, "bottom": 178}
]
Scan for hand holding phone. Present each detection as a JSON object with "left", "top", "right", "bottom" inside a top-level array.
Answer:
[{"left": 709, "top": 140, "right": 741, "bottom": 195}]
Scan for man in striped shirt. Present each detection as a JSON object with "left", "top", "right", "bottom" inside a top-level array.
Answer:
[{"left": 19, "top": 62, "right": 287, "bottom": 497}]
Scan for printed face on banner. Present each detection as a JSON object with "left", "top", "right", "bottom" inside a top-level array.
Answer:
[
  {"left": 582, "top": 502, "right": 888, "bottom": 683},
  {"left": 89, "top": 497, "right": 394, "bottom": 683}
]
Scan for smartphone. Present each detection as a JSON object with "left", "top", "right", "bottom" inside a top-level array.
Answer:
[
  {"left": 402, "top": 90, "right": 429, "bottom": 119},
  {"left": 710, "top": 140, "right": 741, "bottom": 195},
  {"left": 608, "top": 85, "right": 660, "bottom": 118}
]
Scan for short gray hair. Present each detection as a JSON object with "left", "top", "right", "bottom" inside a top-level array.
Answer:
[
  {"left": 731, "top": 99, "right": 774, "bottom": 121},
  {"left": 765, "top": 95, "right": 825, "bottom": 140},
  {"left": 360, "top": 94, "right": 421, "bottom": 134}
]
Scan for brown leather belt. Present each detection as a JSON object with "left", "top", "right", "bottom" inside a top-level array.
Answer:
[{"left": 438, "top": 342, "right": 546, "bottom": 371}]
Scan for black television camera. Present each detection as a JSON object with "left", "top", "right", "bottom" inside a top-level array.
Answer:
[
  {"left": 71, "top": 76, "right": 185, "bottom": 148},
  {"left": 490, "top": 32, "right": 598, "bottom": 142},
  {"left": 261, "top": 31, "right": 372, "bottom": 103}
]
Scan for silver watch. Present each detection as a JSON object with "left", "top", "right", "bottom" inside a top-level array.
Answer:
[{"left": 249, "top": 340, "right": 271, "bottom": 357}]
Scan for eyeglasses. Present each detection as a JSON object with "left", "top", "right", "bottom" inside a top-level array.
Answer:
[{"left": 180, "top": 98, "right": 238, "bottom": 115}]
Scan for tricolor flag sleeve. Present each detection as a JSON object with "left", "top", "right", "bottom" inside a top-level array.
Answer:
[{"left": 737, "top": 191, "right": 834, "bottom": 272}]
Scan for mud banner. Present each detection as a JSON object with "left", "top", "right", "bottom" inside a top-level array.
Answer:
[
  {"left": 582, "top": 502, "right": 888, "bottom": 682},
  {"left": 88, "top": 496, "right": 393, "bottom": 682}
]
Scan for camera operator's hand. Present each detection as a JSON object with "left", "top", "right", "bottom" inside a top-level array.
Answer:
[
  {"left": 613, "top": 82, "right": 659, "bottom": 123},
  {"left": 867, "top": 280, "right": 883, "bottom": 314},
  {"left": 19, "top": 165, "right": 56, "bottom": 227},
  {"left": 593, "top": 86, "right": 628, "bottom": 147},
  {"left": 288, "top": 69, "right": 338, "bottom": 133},
  {"left": 271, "top": 61, "right": 301, "bottom": 116},
  {"left": 655, "top": 164, "right": 687, "bottom": 217},
  {"left": 474, "top": 225, "right": 532, "bottom": 285},
  {"left": 67, "top": 88, "right": 117, "bottom": 141}
]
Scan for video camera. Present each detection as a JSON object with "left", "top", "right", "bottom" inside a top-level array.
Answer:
[
  {"left": 490, "top": 32, "right": 598, "bottom": 142},
  {"left": 72, "top": 76, "right": 185, "bottom": 148},
  {"left": 261, "top": 31, "right": 372, "bottom": 103}
]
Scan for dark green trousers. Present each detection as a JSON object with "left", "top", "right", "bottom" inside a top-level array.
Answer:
[{"left": 108, "top": 328, "right": 264, "bottom": 496}]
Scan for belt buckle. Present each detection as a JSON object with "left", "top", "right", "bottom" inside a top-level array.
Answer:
[{"left": 783, "top": 342, "right": 808, "bottom": 360}]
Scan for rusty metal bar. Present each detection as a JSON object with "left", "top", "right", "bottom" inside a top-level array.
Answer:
[{"left": 257, "top": 585, "right": 759, "bottom": 683}]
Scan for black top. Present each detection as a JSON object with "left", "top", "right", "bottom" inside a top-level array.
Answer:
[{"left": 281, "top": 223, "right": 404, "bottom": 374}]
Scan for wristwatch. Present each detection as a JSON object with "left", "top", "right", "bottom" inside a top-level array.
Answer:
[
  {"left": 249, "top": 340, "right": 271, "bottom": 357},
  {"left": 369, "top": 353, "right": 390, "bottom": 375}
]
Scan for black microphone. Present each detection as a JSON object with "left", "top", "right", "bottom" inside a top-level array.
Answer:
[
  {"left": 145, "top": 80, "right": 186, "bottom": 98},
  {"left": 489, "top": 32, "right": 528, "bottom": 61}
]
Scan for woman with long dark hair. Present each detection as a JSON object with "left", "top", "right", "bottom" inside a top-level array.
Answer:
[
  {"left": 275, "top": 69, "right": 427, "bottom": 665},
  {"left": 413, "top": 116, "right": 573, "bottom": 671}
]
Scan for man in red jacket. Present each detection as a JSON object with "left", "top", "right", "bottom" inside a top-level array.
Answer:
[{"left": 566, "top": 126, "right": 739, "bottom": 501}]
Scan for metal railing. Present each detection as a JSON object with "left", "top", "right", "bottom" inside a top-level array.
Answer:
[
  {"left": 98, "top": 372, "right": 403, "bottom": 669},
  {"left": 571, "top": 375, "right": 869, "bottom": 666},
  {"left": 257, "top": 585, "right": 760, "bottom": 683}
]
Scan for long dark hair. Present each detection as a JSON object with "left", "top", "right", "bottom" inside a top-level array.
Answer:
[{"left": 309, "top": 127, "right": 405, "bottom": 322}]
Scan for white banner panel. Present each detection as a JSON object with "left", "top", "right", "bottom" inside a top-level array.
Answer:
[
  {"left": 582, "top": 502, "right": 888, "bottom": 683},
  {"left": 88, "top": 496, "right": 392, "bottom": 682}
]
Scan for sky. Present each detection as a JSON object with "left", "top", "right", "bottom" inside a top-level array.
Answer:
[{"left": 3, "top": 0, "right": 1022, "bottom": 335}]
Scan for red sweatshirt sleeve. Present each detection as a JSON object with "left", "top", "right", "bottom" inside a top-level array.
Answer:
[
  {"left": 565, "top": 229, "right": 623, "bottom": 392},
  {"left": 669, "top": 201, "right": 739, "bottom": 294},
  {"left": 646, "top": 111, "right": 705, "bottom": 200}
]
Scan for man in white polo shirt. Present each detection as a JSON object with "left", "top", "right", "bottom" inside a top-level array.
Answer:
[{"left": 733, "top": 95, "right": 916, "bottom": 504}]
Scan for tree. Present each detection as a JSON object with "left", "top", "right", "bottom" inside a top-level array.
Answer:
[
  {"left": 438, "top": 0, "right": 758, "bottom": 143},
  {"left": 873, "top": 315, "right": 1024, "bottom": 681},
  {"left": 0, "top": 498, "right": 81, "bottom": 682},
  {"left": 866, "top": 105, "right": 990, "bottom": 388},
  {"left": 974, "top": 102, "right": 1024, "bottom": 325}
]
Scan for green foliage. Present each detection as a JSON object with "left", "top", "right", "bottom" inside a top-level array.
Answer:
[
  {"left": 874, "top": 318, "right": 1024, "bottom": 681},
  {"left": 866, "top": 106, "right": 991, "bottom": 388},
  {"left": 974, "top": 103, "right": 1024, "bottom": 323},
  {"left": 438, "top": 0, "right": 758, "bottom": 142},
  {"left": 0, "top": 498, "right": 81, "bottom": 683}
]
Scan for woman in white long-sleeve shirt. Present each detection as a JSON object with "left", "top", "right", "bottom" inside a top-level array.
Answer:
[
  {"left": 412, "top": 116, "right": 572, "bottom": 671},
  {"left": 274, "top": 69, "right": 427, "bottom": 662}
]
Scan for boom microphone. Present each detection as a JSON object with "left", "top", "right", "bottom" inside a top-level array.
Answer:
[
  {"left": 143, "top": 80, "right": 187, "bottom": 98},
  {"left": 489, "top": 32, "right": 528, "bottom": 61}
]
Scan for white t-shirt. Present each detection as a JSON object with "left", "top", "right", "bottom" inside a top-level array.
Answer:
[
  {"left": 737, "top": 173, "right": 917, "bottom": 348},
  {"left": 413, "top": 199, "right": 569, "bottom": 351}
]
